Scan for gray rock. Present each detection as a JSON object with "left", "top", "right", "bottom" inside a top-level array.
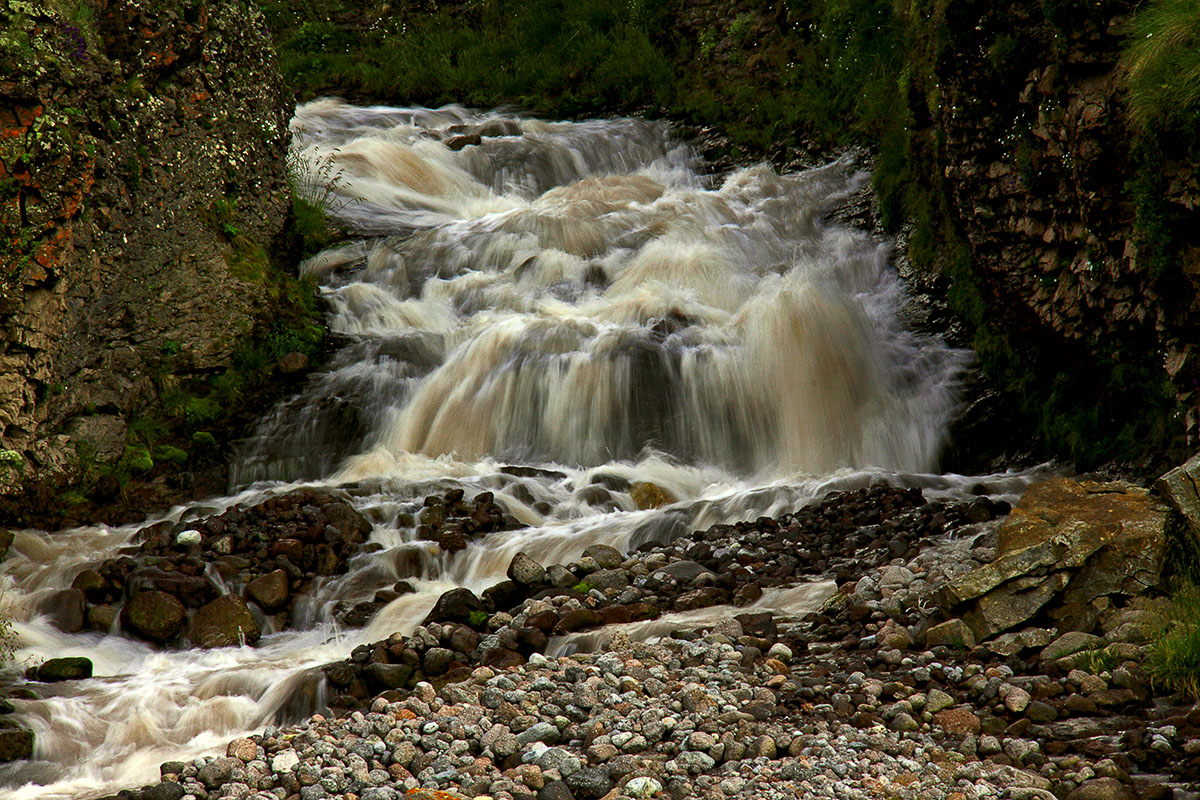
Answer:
[
  {"left": 142, "top": 782, "right": 187, "bottom": 800},
  {"left": 565, "top": 766, "right": 614, "bottom": 799},
  {"left": 582, "top": 544, "right": 624, "bottom": 569},
  {"left": 197, "top": 756, "right": 240, "bottom": 789},
  {"left": 508, "top": 552, "right": 547, "bottom": 586},
  {"left": 1041, "top": 631, "right": 1106, "bottom": 663},
  {"left": 536, "top": 747, "right": 582, "bottom": 776}
]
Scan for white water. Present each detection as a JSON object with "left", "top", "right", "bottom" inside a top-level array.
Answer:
[{"left": 0, "top": 100, "right": 1036, "bottom": 799}]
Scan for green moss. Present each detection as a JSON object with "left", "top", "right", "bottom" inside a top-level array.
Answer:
[
  {"left": 121, "top": 445, "right": 153, "bottom": 473},
  {"left": 154, "top": 444, "right": 189, "bottom": 465}
]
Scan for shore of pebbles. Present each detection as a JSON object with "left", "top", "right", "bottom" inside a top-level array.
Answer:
[{"left": 86, "top": 482, "right": 1200, "bottom": 800}]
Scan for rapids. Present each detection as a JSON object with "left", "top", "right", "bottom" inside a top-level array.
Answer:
[{"left": 0, "top": 100, "right": 1034, "bottom": 799}]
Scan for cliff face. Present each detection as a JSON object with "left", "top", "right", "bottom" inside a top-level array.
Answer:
[
  {"left": 923, "top": 0, "right": 1200, "bottom": 464},
  {"left": 0, "top": 0, "right": 292, "bottom": 499}
]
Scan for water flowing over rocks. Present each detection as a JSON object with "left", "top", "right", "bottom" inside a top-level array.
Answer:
[{"left": 63, "top": 489, "right": 374, "bottom": 645}]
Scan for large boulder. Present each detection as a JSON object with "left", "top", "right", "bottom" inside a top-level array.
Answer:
[
  {"left": 630, "top": 482, "right": 676, "bottom": 510},
  {"left": 1155, "top": 451, "right": 1200, "bottom": 556},
  {"left": 0, "top": 728, "right": 34, "bottom": 762},
  {"left": 244, "top": 569, "right": 290, "bottom": 611},
  {"left": 938, "top": 479, "right": 1170, "bottom": 641},
  {"left": 422, "top": 587, "right": 484, "bottom": 627},
  {"left": 121, "top": 591, "right": 186, "bottom": 643},
  {"left": 189, "top": 595, "right": 261, "bottom": 648},
  {"left": 34, "top": 656, "right": 93, "bottom": 682}
]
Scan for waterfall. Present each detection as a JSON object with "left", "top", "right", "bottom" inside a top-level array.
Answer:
[{"left": 0, "top": 100, "right": 1025, "bottom": 800}]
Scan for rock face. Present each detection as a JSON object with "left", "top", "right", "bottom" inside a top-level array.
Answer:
[
  {"left": 1155, "top": 451, "right": 1200, "bottom": 555},
  {"left": 922, "top": 0, "right": 1200, "bottom": 454},
  {"left": 0, "top": 0, "right": 291, "bottom": 502},
  {"left": 939, "top": 478, "right": 1172, "bottom": 641}
]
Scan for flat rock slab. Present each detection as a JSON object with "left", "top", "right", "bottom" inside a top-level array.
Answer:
[{"left": 941, "top": 478, "right": 1170, "bottom": 641}]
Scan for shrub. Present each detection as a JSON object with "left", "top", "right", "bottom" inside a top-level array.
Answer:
[{"left": 1146, "top": 583, "right": 1200, "bottom": 698}]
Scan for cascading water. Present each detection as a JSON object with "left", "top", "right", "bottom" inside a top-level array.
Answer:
[{"left": 0, "top": 99, "right": 1033, "bottom": 799}]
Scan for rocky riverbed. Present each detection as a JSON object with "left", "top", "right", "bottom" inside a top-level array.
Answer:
[{"left": 45, "top": 463, "right": 1199, "bottom": 800}]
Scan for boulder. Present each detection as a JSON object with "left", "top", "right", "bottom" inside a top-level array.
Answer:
[
  {"left": 42, "top": 588, "right": 86, "bottom": 633},
  {"left": 422, "top": 587, "right": 484, "bottom": 627},
  {"left": 1154, "top": 452, "right": 1200, "bottom": 557},
  {"left": 121, "top": 591, "right": 186, "bottom": 643},
  {"left": 35, "top": 657, "right": 93, "bottom": 682},
  {"left": 630, "top": 482, "right": 676, "bottom": 509},
  {"left": 244, "top": 569, "right": 290, "bottom": 611},
  {"left": 938, "top": 479, "right": 1170, "bottom": 641},
  {"left": 507, "top": 552, "right": 547, "bottom": 586},
  {"left": 0, "top": 728, "right": 33, "bottom": 762},
  {"left": 582, "top": 544, "right": 624, "bottom": 569},
  {"left": 189, "top": 595, "right": 261, "bottom": 648}
]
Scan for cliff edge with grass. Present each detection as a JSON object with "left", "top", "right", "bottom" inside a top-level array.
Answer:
[{"left": 0, "top": 0, "right": 323, "bottom": 528}]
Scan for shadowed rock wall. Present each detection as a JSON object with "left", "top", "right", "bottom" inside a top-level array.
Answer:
[{"left": 0, "top": 0, "right": 292, "bottom": 496}]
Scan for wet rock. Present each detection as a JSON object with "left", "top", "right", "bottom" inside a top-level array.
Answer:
[
  {"left": 189, "top": 595, "right": 261, "bottom": 648},
  {"left": 244, "top": 569, "right": 290, "bottom": 611},
  {"left": 554, "top": 608, "right": 604, "bottom": 634},
  {"left": 508, "top": 552, "right": 547, "bottom": 586},
  {"left": 581, "top": 544, "right": 623, "bottom": 569},
  {"left": 630, "top": 481, "right": 676, "bottom": 509},
  {"left": 423, "top": 587, "right": 485, "bottom": 627},
  {"left": 34, "top": 657, "right": 93, "bottom": 682},
  {"left": 0, "top": 728, "right": 33, "bottom": 762},
  {"left": 142, "top": 782, "right": 186, "bottom": 800},
  {"left": 121, "top": 590, "right": 186, "bottom": 643},
  {"left": 43, "top": 588, "right": 86, "bottom": 633}
]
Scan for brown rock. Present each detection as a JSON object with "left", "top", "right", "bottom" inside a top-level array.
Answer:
[
  {"left": 121, "top": 591, "right": 186, "bottom": 643},
  {"left": 630, "top": 482, "right": 676, "bottom": 510},
  {"left": 189, "top": 595, "right": 261, "bottom": 648},
  {"left": 1065, "top": 777, "right": 1136, "bottom": 800},
  {"left": 933, "top": 707, "right": 981, "bottom": 735},
  {"left": 244, "top": 569, "right": 290, "bottom": 611}
]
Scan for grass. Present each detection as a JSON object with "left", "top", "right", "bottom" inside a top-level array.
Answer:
[
  {"left": 1120, "top": 0, "right": 1200, "bottom": 136},
  {"left": 1146, "top": 583, "right": 1200, "bottom": 698}
]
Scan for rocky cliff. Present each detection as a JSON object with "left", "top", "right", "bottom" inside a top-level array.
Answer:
[
  {"left": 0, "top": 0, "right": 296, "bottom": 518},
  {"left": 908, "top": 0, "right": 1199, "bottom": 467}
]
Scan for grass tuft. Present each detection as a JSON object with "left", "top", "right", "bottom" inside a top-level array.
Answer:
[
  {"left": 1120, "top": 0, "right": 1200, "bottom": 135},
  {"left": 1146, "top": 583, "right": 1200, "bottom": 699}
]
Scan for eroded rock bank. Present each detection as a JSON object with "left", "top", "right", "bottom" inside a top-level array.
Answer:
[{"left": 0, "top": 0, "right": 316, "bottom": 527}]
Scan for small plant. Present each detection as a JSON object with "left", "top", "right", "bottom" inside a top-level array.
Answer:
[
  {"left": 1080, "top": 644, "right": 1121, "bottom": 675},
  {"left": 0, "top": 449, "right": 24, "bottom": 475},
  {"left": 573, "top": 581, "right": 595, "bottom": 594},
  {"left": 467, "top": 610, "right": 489, "bottom": 629},
  {"left": 1146, "top": 583, "right": 1200, "bottom": 698}
]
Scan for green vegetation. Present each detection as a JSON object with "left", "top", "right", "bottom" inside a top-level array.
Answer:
[
  {"left": 573, "top": 581, "right": 596, "bottom": 594},
  {"left": 1147, "top": 583, "right": 1200, "bottom": 698},
  {"left": 1120, "top": 0, "right": 1200, "bottom": 136},
  {"left": 467, "top": 610, "right": 490, "bottom": 629}
]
